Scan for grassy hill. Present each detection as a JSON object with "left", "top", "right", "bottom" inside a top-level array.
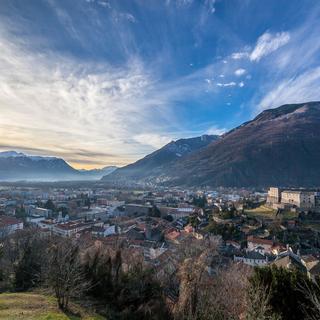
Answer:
[
  {"left": 245, "top": 205, "right": 299, "bottom": 220},
  {"left": 0, "top": 293, "right": 104, "bottom": 320}
]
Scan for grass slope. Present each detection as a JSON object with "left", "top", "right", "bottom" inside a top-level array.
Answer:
[
  {"left": 0, "top": 293, "right": 104, "bottom": 320},
  {"left": 245, "top": 205, "right": 299, "bottom": 220}
]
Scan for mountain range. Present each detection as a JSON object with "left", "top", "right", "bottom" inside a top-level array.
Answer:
[
  {"left": 0, "top": 151, "right": 117, "bottom": 181},
  {"left": 103, "top": 101, "right": 320, "bottom": 188},
  {"left": 102, "top": 134, "right": 219, "bottom": 185},
  {"left": 2, "top": 101, "right": 319, "bottom": 186}
]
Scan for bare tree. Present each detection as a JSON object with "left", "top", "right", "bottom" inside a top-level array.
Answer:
[
  {"left": 300, "top": 280, "right": 320, "bottom": 320},
  {"left": 174, "top": 235, "right": 251, "bottom": 320},
  {"left": 46, "top": 237, "right": 90, "bottom": 310}
]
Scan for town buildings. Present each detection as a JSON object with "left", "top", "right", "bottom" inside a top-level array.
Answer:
[
  {"left": 267, "top": 187, "right": 319, "bottom": 211},
  {"left": 0, "top": 215, "right": 23, "bottom": 237},
  {"left": 0, "top": 183, "right": 319, "bottom": 280}
]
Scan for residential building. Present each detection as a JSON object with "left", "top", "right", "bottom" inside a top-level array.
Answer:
[
  {"left": 91, "top": 224, "right": 117, "bottom": 237},
  {"left": 247, "top": 236, "right": 282, "bottom": 254},
  {"left": 52, "top": 220, "right": 97, "bottom": 237},
  {"left": 272, "top": 247, "right": 308, "bottom": 274},
  {"left": 26, "top": 206, "right": 52, "bottom": 217},
  {"left": 125, "top": 204, "right": 152, "bottom": 216},
  {"left": 234, "top": 251, "right": 269, "bottom": 266},
  {"left": 0, "top": 215, "right": 23, "bottom": 237}
]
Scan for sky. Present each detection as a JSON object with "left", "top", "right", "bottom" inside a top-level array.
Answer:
[{"left": 0, "top": 0, "right": 320, "bottom": 169}]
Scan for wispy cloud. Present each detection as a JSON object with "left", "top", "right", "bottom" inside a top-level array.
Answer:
[
  {"left": 205, "top": 0, "right": 216, "bottom": 13},
  {"left": 206, "top": 125, "right": 226, "bottom": 135},
  {"left": 133, "top": 134, "right": 172, "bottom": 149},
  {"left": 217, "top": 82, "right": 236, "bottom": 87},
  {"left": 0, "top": 31, "right": 173, "bottom": 167},
  {"left": 0, "top": 25, "right": 221, "bottom": 168},
  {"left": 231, "top": 51, "right": 249, "bottom": 60},
  {"left": 257, "top": 67, "right": 320, "bottom": 112},
  {"left": 252, "top": 10, "right": 320, "bottom": 113},
  {"left": 231, "top": 32, "right": 290, "bottom": 62},
  {"left": 250, "top": 31, "right": 290, "bottom": 61}
]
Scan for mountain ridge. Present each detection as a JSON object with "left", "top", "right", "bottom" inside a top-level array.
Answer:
[
  {"left": 102, "top": 134, "right": 219, "bottom": 184},
  {"left": 103, "top": 101, "right": 320, "bottom": 187}
]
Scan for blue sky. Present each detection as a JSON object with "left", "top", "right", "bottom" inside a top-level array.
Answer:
[{"left": 0, "top": 0, "right": 320, "bottom": 168}]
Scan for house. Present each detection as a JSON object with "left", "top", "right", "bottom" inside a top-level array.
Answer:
[
  {"left": 184, "top": 224, "right": 194, "bottom": 233},
  {"left": 145, "top": 226, "right": 163, "bottom": 241},
  {"left": 226, "top": 240, "right": 241, "bottom": 250},
  {"left": 125, "top": 204, "right": 152, "bottom": 216},
  {"left": 159, "top": 206, "right": 193, "bottom": 220},
  {"left": 0, "top": 215, "right": 23, "bottom": 237},
  {"left": 247, "top": 236, "right": 276, "bottom": 254},
  {"left": 26, "top": 214, "right": 46, "bottom": 225},
  {"left": 165, "top": 229, "right": 181, "bottom": 243},
  {"left": 272, "top": 247, "right": 308, "bottom": 274},
  {"left": 91, "top": 224, "right": 117, "bottom": 237},
  {"left": 126, "top": 227, "right": 145, "bottom": 241},
  {"left": 26, "top": 206, "right": 51, "bottom": 217},
  {"left": 52, "top": 220, "right": 96, "bottom": 237},
  {"left": 149, "top": 243, "right": 167, "bottom": 259},
  {"left": 37, "top": 219, "right": 56, "bottom": 231},
  {"left": 234, "top": 251, "right": 269, "bottom": 267}
]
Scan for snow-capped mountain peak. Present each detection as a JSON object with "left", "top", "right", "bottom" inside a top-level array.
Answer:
[{"left": 0, "top": 151, "right": 26, "bottom": 158}]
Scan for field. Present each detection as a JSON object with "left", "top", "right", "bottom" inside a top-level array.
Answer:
[
  {"left": 0, "top": 293, "right": 104, "bottom": 320},
  {"left": 245, "top": 205, "right": 299, "bottom": 220}
]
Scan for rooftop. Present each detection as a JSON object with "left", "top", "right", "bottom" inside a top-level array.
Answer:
[
  {"left": 247, "top": 235, "right": 274, "bottom": 246},
  {"left": 0, "top": 215, "right": 22, "bottom": 228}
]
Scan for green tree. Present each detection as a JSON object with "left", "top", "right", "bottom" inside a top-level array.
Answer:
[
  {"left": 192, "top": 196, "right": 207, "bottom": 209},
  {"left": 44, "top": 199, "right": 55, "bottom": 211},
  {"left": 15, "top": 205, "right": 26, "bottom": 219},
  {"left": 149, "top": 205, "right": 161, "bottom": 217},
  {"left": 250, "top": 266, "right": 313, "bottom": 320},
  {"left": 84, "top": 197, "right": 91, "bottom": 210}
]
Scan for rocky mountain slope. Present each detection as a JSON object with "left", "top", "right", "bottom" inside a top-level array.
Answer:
[
  {"left": 103, "top": 102, "right": 320, "bottom": 187},
  {"left": 102, "top": 134, "right": 219, "bottom": 184}
]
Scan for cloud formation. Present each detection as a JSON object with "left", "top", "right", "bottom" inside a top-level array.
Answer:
[
  {"left": 234, "top": 68, "right": 246, "bottom": 76},
  {"left": 217, "top": 82, "right": 237, "bottom": 87},
  {"left": 0, "top": 31, "right": 175, "bottom": 167},
  {"left": 258, "top": 67, "right": 320, "bottom": 111},
  {"left": 0, "top": 26, "right": 221, "bottom": 168},
  {"left": 206, "top": 125, "right": 226, "bottom": 135},
  {"left": 231, "top": 32, "right": 290, "bottom": 62},
  {"left": 250, "top": 31, "right": 290, "bottom": 61},
  {"left": 1, "top": 0, "right": 319, "bottom": 169}
]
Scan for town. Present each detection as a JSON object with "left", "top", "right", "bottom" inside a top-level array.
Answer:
[{"left": 1, "top": 183, "right": 320, "bottom": 279}]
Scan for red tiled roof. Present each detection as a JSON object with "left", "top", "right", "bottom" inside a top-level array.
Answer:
[
  {"left": 247, "top": 235, "right": 273, "bottom": 246},
  {"left": 55, "top": 221, "right": 91, "bottom": 230},
  {"left": 166, "top": 230, "right": 180, "bottom": 240},
  {"left": 0, "top": 215, "right": 22, "bottom": 228}
]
